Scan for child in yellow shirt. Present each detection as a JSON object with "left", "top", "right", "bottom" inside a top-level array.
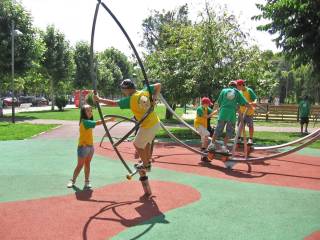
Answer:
[
  {"left": 67, "top": 104, "right": 114, "bottom": 189},
  {"left": 194, "top": 97, "right": 217, "bottom": 162}
]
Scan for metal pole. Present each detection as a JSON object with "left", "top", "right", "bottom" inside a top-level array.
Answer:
[{"left": 11, "top": 20, "right": 15, "bottom": 123}]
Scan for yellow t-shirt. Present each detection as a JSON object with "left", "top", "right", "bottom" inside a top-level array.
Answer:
[
  {"left": 78, "top": 120, "right": 96, "bottom": 146},
  {"left": 117, "top": 85, "right": 159, "bottom": 128},
  {"left": 194, "top": 106, "right": 212, "bottom": 128},
  {"left": 239, "top": 87, "right": 257, "bottom": 116}
]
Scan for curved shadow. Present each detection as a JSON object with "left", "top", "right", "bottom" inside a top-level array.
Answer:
[{"left": 81, "top": 195, "right": 169, "bottom": 240}]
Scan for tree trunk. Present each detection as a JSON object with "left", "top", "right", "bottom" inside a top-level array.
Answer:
[
  {"left": 50, "top": 78, "right": 54, "bottom": 111},
  {"left": 165, "top": 104, "right": 176, "bottom": 120}
]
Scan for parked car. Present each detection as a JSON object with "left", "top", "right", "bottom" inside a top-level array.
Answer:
[
  {"left": 2, "top": 97, "right": 20, "bottom": 108},
  {"left": 32, "top": 97, "right": 49, "bottom": 106},
  {"left": 19, "top": 96, "right": 35, "bottom": 104}
]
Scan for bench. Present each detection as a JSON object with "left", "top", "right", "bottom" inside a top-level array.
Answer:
[{"left": 254, "top": 104, "right": 320, "bottom": 122}]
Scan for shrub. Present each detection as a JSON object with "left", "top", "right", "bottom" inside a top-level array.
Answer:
[{"left": 55, "top": 95, "right": 68, "bottom": 111}]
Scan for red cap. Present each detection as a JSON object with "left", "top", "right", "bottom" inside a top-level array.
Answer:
[
  {"left": 236, "top": 79, "right": 245, "bottom": 85},
  {"left": 201, "top": 97, "right": 213, "bottom": 105}
]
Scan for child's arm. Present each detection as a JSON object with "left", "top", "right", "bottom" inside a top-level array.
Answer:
[
  {"left": 151, "top": 83, "right": 161, "bottom": 105},
  {"left": 96, "top": 117, "right": 116, "bottom": 126},
  {"left": 94, "top": 95, "right": 118, "bottom": 107},
  {"left": 208, "top": 109, "right": 218, "bottom": 118}
]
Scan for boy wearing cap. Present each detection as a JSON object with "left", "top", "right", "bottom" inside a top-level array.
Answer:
[
  {"left": 194, "top": 97, "right": 217, "bottom": 161},
  {"left": 236, "top": 79, "right": 257, "bottom": 144},
  {"left": 211, "top": 83, "right": 249, "bottom": 152},
  {"left": 94, "top": 79, "right": 161, "bottom": 171}
]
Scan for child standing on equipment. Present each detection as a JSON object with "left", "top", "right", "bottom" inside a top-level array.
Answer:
[
  {"left": 207, "top": 99, "right": 215, "bottom": 137},
  {"left": 67, "top": 104, "right": 114, "bottom": 188},
  {"left": 94, "top": 79, "right": 161, "bottom": 172},
  {"left": 194, "top": 97, "right": 216, "bottom": 161},
  {"left": 211, "top": 82, "right": 249, "bottom": 152},
  {"left": 236, "top": 79, "right": 257, "bottom": 144}
]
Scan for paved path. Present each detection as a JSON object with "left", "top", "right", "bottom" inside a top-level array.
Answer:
[
  {"left": 16, "top": 118, "right": 319, "bottom": 140},
  {"left": 2, "top": 104, "right": 76, "bottom": 115}
]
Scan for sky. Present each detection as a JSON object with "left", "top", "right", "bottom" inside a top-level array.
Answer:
[{"left": 19, "top": 0, "right": 279, "bottom": 55}]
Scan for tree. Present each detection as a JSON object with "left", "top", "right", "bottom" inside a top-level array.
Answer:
[
  {"left": 141, "top": 4, "right": 191, "bottom": 53},
  {"left": 0, "top": 0, "right": 40, "bottom": 95},
  {"left": 41, "top": 25, "right": 73, "bottom": 110},
  {"left": 253, "top": 0, "right": 320, "bottom": 71},
  {"left": 142, "top": 5, "right": 194, "bottom": 119},
  {"left": 97, "top": 48, "right": 134, "bottom": 97},
  {"left": 74, "top": 41, "right": 91, "bottom": 89},
  {"left": 143, "top": 3, "right": 267, "bottom": 118}
]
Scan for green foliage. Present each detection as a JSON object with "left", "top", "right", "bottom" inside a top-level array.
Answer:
[
  {"left": 254, "top": 0, "right": 320, "bottom": 71},
  {"left": 74, "top": 41, "right": 91, "bottom": 89},
  {"left": 55, "top": 95, "right": 68, "bottom": 111},
  {"left": 0, "top": 0, "right": 41, "bottom": 94},
  {"left": 143, "top": 3, "right": 265, "bottom": 108},
  {"left": 85, "top": 92, "right": 97, "bottom": 107},
  {"left": 41, "top": 25, "right": 73, "bottom": 109},
  {"left": 95, "top": 47, "right": 135, "bottom": 97}
]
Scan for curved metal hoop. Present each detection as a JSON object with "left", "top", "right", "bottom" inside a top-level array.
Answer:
[
  {"left": 99, "top": 115, "right": 137, "bottom": 147},
  {"left": 89, "top": 0, "right": 155, "bottom": 174}
]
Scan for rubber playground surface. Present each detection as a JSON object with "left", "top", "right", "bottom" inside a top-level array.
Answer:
[{"left": 1, "top": 125, "right": 320, "bottom": 240}]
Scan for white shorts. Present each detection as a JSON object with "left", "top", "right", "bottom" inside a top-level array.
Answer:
[
  {"left": 196, "top": 125, "right": 210, "bottom": 144},
  {"left": 133, "top": 123, "right": 160, "bottom": 149}
]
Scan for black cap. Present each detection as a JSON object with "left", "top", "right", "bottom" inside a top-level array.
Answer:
[{"left": 120, "top": 79, "right": 136, "bottom": 89}]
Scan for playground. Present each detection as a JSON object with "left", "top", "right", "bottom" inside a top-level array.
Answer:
[
  {"left": 1, "top": 0, "right": 320, "bottom": 239},
  {"left": 1, "top": 115, "right": 320, "bottom": 239}
]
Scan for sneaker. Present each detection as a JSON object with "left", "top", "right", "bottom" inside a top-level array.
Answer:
[
  {"left": 67, "top": 179, "right": 74, "bottom": 188},
  {"left": 145, "top": 164, "right": 152, "bottom": 172},
  {"left": 248, "top": 138, "right": 253, "bottom": 144},
  {"left": 84, "top": 181, "right": 92, "bottom": 189},
  {"left": 134, "top": 162, "right": 151, "bottom": 172},
  {"left": 201, "top": 156, "right": 211, "bottom": 162}
]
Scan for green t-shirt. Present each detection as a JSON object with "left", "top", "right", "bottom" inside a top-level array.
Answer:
[
  {"left": 299, "top": 100, "right": 310, "bottom": 117},
  {"left": 83, "top": 119, "right": 96, "bottom": 129},
  {"left": 216, "top": 88, "right": 248, "bottom": 123}
]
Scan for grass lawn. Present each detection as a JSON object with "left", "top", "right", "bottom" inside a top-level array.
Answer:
[
  {"left": 14, "top": 105, "right": 185, "bottom": 121},
  {"left": 0, "top": 122, "right": 58, "bottom": 140},
  {"left": 156, "top": 127, "right": 320, "bottom": 149}
]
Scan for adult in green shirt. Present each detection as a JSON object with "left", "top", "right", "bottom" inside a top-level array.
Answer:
[
  {"left": 211, "top": 84, "right": 249, "bottom": 152},
  {"left": 298, "top": 95, "right": 311, "bottom": 134}
]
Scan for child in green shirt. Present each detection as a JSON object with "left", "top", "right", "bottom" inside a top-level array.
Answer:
[
  {"left": 211, "top": 82, "right": 249, "bottom": 152},
  {"left": 299, "top": 95, "right": 311, "bottom": 134}
]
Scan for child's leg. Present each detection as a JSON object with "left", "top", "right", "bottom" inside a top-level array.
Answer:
[
  {"left": 72, "top": 157, "right": 85, "bottom": 182},
  {"left": 84, "top": 152, "right": 94, "bottom": 182},
  {"left": 133, "top": 124, "right": 159, "bottom": 168},
  {"left": 225, "top": 121, "right": 235, "bottom": 146},
  {"left": 213, "top": 120, "right": 226, "bottom": 147},
  {"left": 197, "top": 125, "right": 209, "bottom": 149},
  {"left": 246, "top": 116, "right": 254, "bottom": 142},
  {"left": 134, "top": 145, "right": 149, "bottom": 166}
]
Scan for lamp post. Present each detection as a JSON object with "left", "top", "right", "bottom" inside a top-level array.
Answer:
[{"left": 11, "top": 20, "right": 22, "bottom": 123}]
